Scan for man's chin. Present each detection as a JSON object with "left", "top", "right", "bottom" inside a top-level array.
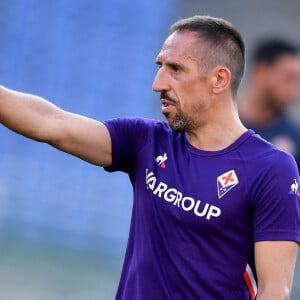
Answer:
[
  {"left": 163, "top": 112, "right": 187, "bottom": 132},
  {"left": 162, "top": 112, "right": 172, "bottom": 124},
  {"left": 169, "top": 120, "right": 186, "bottom": 132},
  {"left": 163, "top": 114, "right": 175, "bottom": 128}
]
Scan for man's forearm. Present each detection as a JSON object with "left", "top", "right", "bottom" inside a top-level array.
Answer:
[{"left": 0, "top": 85, "right": 61, "bottom": 141}]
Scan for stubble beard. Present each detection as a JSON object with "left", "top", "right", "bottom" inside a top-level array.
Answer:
[{"left": 163, "top": 110, "right": 195, "bottom": 132}]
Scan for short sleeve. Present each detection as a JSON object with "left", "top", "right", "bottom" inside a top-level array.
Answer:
[
  {"left": 252, "top": 151, "right": 300, "bottom": 243},
  {"left": 103, "top": 117, "right": 152, "bottom": 173}
]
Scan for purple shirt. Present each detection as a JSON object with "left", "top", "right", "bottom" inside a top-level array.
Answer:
[{"left": 104, "top": 117, "right": 300, "bottom": 300}]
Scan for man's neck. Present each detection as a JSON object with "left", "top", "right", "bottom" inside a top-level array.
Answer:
[{"left": 186, "top": 110, "right": 247, "bottom": 151}]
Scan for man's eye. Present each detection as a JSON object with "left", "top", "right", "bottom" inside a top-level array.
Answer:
[{"left": 171, "top": 65, "right": 180, "bottom": 72}]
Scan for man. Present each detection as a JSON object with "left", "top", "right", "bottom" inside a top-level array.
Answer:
[
  {"left": 239, "top": 38, "right": 300, "bottom": 169},
  {"left": 0, "top": 16, "right": 299, "bottom": 300}
]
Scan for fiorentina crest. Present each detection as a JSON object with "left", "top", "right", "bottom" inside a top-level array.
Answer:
[{"left": 217, "top": 169, "right": 239, "bottom": 199}]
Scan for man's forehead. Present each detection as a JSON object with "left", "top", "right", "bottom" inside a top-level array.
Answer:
[{"left": 156, "top": 31, "right": 201, "bottom": 61}]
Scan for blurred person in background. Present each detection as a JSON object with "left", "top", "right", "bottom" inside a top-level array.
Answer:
[
  {"left": 239, "top": 38, "right": 300, "bottom": 169},
  {"left": 0, "top": 16, "right": 299, "bottom": 300}
]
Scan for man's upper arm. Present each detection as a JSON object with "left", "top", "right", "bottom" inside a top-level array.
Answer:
[
  {"left": 0, "top": 86, "right": 112, "bottom": 166},
  {"left": 49, "top": 111, "right": 112, "bottom": 166},
  {"left": 255, "top": 240, "right": 299, "bottom": 299}
]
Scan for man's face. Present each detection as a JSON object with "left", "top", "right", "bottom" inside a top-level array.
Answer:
[
  {"left": 152, "top": 30, "right": 213, "bottom": 132},
  {"left": 263, "top": 54, "right": 300, "bottom": 110}
]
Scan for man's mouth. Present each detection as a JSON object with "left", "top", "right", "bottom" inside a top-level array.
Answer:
[
  {"left": 161, "top": 99, "right": 174, "bottom": 107},
  {"left": 161, "top": 99, "right": 176, "bottom": 114},
  {"left": 160, "top": 92, "right": 176, "bottom": 103}
]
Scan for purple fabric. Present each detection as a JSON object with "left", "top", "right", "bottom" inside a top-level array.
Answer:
[{"left": 104, "top": 117, "right": 300, "bottom": 300}]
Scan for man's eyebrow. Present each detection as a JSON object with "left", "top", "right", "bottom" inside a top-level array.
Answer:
[
  {"left": 155, "top": 54, "right": 163, "bottom": 63},
  {"left": 156, "top": 59, "right": 183, "bottom": 70}
]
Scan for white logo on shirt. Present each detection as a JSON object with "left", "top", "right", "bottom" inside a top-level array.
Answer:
[
  {"left": 146, "top": 169, "right": 221, "bottom": 220},
  {"left": 156, "top": 153, "right": 168, "bottom": 168}
]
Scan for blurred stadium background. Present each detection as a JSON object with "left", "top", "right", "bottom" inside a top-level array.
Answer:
[{"left": 0, "top": 0, "right": 299, "bottom": 299}]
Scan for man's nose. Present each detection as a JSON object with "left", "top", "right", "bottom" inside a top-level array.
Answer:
[{"left": 152, "top": 68, "right": 170, "bottom": 92}]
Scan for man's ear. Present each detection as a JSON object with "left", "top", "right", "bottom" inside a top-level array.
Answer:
[{"left": 211, "top": 66, "right": 231, "bottom": 94}]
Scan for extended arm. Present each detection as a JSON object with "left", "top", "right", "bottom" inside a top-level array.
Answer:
[
  {"left": 255, "top": 240, "right": 299, "bottom": 300},
  {"left": 0, "top": 85, "right": 112, "bottom": 166}
]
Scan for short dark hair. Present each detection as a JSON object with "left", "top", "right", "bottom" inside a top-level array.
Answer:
[
  {"left": 251, "top": 38, "right": 299, "bottom": 65},
  {"left": 170, "top": 15, "right": 245, "bottom": 97}
]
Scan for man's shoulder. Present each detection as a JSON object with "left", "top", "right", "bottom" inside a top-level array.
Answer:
[
  {"left": 104, "top": 117, "right": 168, "bottom": 129},
  {"left": 103, "top": 117, "right": 176, "bottom": 143},
  {"left": 244, "top": 131, "right": 297, "bottom": 170}
]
